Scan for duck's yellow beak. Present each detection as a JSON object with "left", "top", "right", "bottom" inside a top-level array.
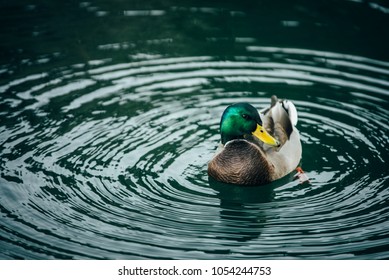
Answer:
[{"left": 252, "top": 124, "right": 280, "bottom": 147}]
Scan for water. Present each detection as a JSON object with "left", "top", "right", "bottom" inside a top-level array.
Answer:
[{"left": 0, "top": 0, "right": 388, "bottom": 259}]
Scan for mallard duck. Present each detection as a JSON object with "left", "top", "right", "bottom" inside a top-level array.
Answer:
[{"left": 208, "top": 95, "right": 302, "bottom": 185}]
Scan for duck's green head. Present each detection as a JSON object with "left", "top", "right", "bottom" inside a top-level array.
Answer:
[{"left": 220, "top": 103, "right": 279, "bottom": 146}]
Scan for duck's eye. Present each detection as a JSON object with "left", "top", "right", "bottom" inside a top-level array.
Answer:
[{"left": 242, "top": 114, "right": 250, "bottom": 120}]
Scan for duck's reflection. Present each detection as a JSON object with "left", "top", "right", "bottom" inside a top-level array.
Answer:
[{"left": 209, "top": 177, "right": 274, "bottom": 243}]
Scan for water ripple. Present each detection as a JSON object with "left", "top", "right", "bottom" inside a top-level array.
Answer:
[{"left": 0, "top": 47, "right": 388, "bottom": 259}]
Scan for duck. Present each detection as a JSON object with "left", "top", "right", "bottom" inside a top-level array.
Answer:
[{"left": 208, "top": 95, "right": 302, "bottom": 185}]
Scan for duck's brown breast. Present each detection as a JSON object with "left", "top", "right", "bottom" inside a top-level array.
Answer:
[{"left": 208, "top": 140, "right": 275, "bottom": 185}]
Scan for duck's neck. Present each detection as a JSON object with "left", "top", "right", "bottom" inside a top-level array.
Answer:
[{"left": 221, "top": 133, "right": 245, "bottom": 145}]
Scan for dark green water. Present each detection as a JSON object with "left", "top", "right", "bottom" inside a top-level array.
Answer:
[{"left": 1, "top": 0, "right": 389, "bottom": 259}]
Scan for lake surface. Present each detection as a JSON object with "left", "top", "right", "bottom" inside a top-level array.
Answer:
[{"left": 0, "top": 0, "right": 388, "bottom": 259}]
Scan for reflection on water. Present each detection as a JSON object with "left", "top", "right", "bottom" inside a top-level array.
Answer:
[
  {"left": 211, "top": 179, "right": 274, "bottom": 243},
  {"left": 0, "top": 0, "right": 389, "bottom": 259}
]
